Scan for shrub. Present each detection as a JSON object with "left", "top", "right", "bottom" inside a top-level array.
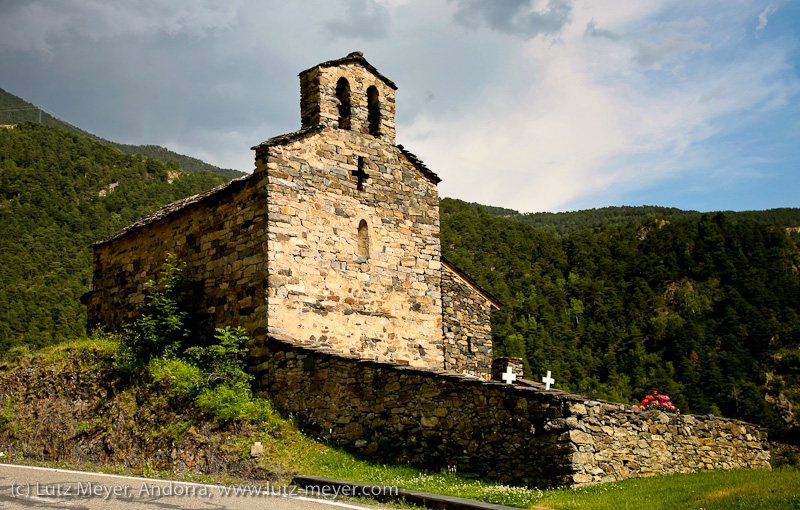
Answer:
[
  {"left": 114, "top": 254, "right": 190, "bottom": 375},
  {"left": 194, "top": 384, "right": 275, "bottom": 422},
  {"left": 184, "top": 327, "right": 252, "bottom": 389},
  {"left": 115, "top": 255, "right": 268, "bottom": 423},
  {"left": 148, "top": 357, "right": 204, "bottom": 401}
]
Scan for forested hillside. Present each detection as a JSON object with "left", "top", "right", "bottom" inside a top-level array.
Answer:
[
  {"left": 0, "top": 87, "right": 245, "bottom": 180},
  {"left": 473, "top": 202, "right": 800, "bottom": 237},
  {"left": 441, "top": 198, "right": 800, "bottom": 442},
  {"left": 0, "top": 123, "right": 229, "bottom": 350}
]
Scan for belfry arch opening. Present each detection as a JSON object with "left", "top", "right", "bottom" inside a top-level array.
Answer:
[
  {"left": 357, "top": 219, "right": 370, "bottom": 258},
  {"left": 336, "top": 77, "right": 352, "bottom": 130},
  {"left": 367, "top": 86, "right": 381, "bottom": 136}
]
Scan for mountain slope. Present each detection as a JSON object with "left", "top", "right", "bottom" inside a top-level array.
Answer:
[
  {"left": 0, "top": 87, "right": 245, "bottom": 180},
  {"left": 0, "top": 122, "right": 229, "bottom": 349},
  {"left": 440, "top": 199, "right": 800, "bottom": 442},
  {"left": 469, "top": 201, "right": 800, "bottom": 237}
]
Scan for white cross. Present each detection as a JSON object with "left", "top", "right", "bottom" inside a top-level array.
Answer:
[
  {"left": 501, "top": 365, "right": 517, "bottom": 385},
  {"left": 542, "top": 370, "right": 555, "bottom": 390}
]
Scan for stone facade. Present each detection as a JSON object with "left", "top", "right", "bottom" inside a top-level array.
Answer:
[
  {"left": 251, "top": 336, "right": 771, "bottom": 487},
  {"left": 88, "top": 52, "right": 496, "bottom": 372},
  {"left": 441, "top": 259, "right": 498, "bottom": 374},
  {"left": 88, "top": 177, "right": 270, "bottom": 335}
]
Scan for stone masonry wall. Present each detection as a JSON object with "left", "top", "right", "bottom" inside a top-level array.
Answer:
[
  {"left": 254, "top": 127, "right": 444, "bottom": 368},
  {"left": 565, "top": 401, "right": 771, "bottom": 484},
  {"left": 441, "top": 263, "right": 494, "bottom": 375},
  {"left": 88, "top": 176, "right": 271, "bottom": 336},
  {"left": 250, "top": 336, "right": 771, "bottom": 487}
]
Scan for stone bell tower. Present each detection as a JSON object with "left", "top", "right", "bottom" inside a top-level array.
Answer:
[{"left": 299, "top": 51, "right": 397, "bottom": 144}]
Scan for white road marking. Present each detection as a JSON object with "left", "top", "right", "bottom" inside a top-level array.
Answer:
[{"left": 0, "top": 462, "right": 375, "bottom": 510}]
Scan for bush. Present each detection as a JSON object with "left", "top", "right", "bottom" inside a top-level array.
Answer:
[
  {"left": 4, "top": 344, "right": 31, "bottom": 362},
  {"left": 114, "top": 254, "right": 190, "bottom": 375},
  {"left": 149, "top": 357, "right": 204, "bottom": 401},
  {"left": 195, "top": 385, "right": 275, "bottom": 422},
  {"left": 184, "top": 327, "right": 252, "bottom": 389},
  {"left": 115, "top": 255, "right": 268, "bottom": 423}
]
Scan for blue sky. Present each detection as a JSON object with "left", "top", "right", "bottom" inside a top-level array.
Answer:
[{"left": 0, "top": 0, "right": 797, "bottom": 213}]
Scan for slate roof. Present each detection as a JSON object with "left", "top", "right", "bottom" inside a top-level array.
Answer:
[
  {"left": 93, "top": 174, "right": 253, "bottom": 246},
  {"left": 299, "top": 51, "right": 398, "bottom": 90}
]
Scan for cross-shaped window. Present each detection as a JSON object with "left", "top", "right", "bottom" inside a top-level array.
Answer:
[{"left": 351, "top": 156, "right": 368, "bottom": 191}]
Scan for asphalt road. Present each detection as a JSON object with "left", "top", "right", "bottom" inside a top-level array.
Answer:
[{"left": 0, "top": 463, "right": 377, "bottom": 510}]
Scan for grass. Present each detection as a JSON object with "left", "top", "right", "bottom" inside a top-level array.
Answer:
[
  {"left": 308, "top": 447, "right": 544, "bottom": 507},
  {"left": 534, "top": 468, "right": 800, "bottom": 510},
  {"left": 307, "top": 451, "right": 800, "bottom": 510}
]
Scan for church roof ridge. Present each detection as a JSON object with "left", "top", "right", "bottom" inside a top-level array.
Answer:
[{"left": 299, "top": 51, "right": 398, "bottom": 90}]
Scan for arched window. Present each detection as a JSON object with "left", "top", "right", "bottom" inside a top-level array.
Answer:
[
  {"left": 336, "top": 78, "right": 352, "bottom": 130},
  {"left": 357, "top": 219, "right": 369, "bottom": 258},
  {"left": 367, "top": 86, "right": 381, "bottom": 136}
]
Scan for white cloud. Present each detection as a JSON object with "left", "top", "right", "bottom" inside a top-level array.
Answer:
[
  {"left": 585, "top": 18, "right": 710, "bottom": 67},
  {"left": 402, "top": 1, "right": 800, "bottom": 212},
  {"left": 325, "top": 0, "right": 392, "bottom": 40},
  {"left": 756, "top": 3, "right": 777, "bottom": 33}
]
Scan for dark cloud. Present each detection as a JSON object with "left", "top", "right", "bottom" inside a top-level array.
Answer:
[
  {"left": 325, "top": 0, "right": 390, "bottom": 40},
  {"left": 585, "top": 20, "right": 707, "bottom": 66},
  {"left": 451, "top": 0, "right": 572, "bottom": 39},
  {"left": 0, "top": 0, "right": 241, "bottom": 54},
  {"left": 584, "top": 20, "right": 621, "bottom": 41}
]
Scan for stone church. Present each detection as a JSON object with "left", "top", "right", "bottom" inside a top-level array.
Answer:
[{"left": 88, "top": 52, "right": 500, "bottom": 374}]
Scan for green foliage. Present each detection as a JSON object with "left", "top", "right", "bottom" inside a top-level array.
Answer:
[
  {"left": 0, "top": 122, "right": 229, "bottom": 352},
  {"left": 0, "top": 398, "right": 17, "bottom": 426},
  {"left": 149, "top": 357, "right": 204, "bottom": 401},
  {"left": 187, "top": 327, "right": 275, "bottom": 422},
  {"left": 120, "top": 254, "right": 190, "bottom": 366},
  {"left": 469, "top": 198, "right": 800, "bottom": 237},
  {"left": 117, "top": 257, "right": 270, "bottom": 423},
  {"left": 441, "top": 199, "right": 800, "bottom": 439},
  {"left": 3, "top": 344, "right": 31, "bottom": 362},
  {"left": 110, "top": 143, "right": 245, "bottom": 179},
  {"left": 185, "top": 327, "right": 252, "bottom": 389},
  {"left": 0, "top": 87, "right": 244, "bottom": 179},
  {"left": 194, "top": 384, "right": 275, "bottom": 423}
]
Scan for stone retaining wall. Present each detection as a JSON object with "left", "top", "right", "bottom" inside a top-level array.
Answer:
[{"left": 250, "top": 336, "right": 771, "bottom": 487}]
